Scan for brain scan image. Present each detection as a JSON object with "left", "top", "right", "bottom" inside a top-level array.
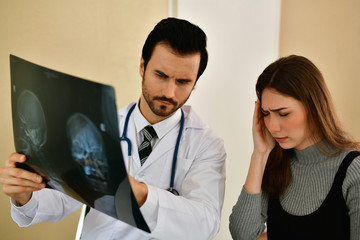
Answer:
[
  {"left": 16, "top": 89, "right": 66, "bottom": 188},
  {"left": 17, "top": 90, "right": 47, "bottom": 152},
  {"left": 66, "top": 113, "right": 110, "bottom": 193}
]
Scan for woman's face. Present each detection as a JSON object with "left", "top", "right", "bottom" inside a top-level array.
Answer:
[{"left": 261, "top": 88, "right": 315, "bottom": 150}]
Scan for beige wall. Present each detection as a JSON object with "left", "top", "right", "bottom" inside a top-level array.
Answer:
[
  {"left": 0, "top": 1, "right": 167, "bottom": 239},
  {"left": 279, "top": 0, "right": 360, "bottom": 140},
  {"left": 176, "top": 1, "right": 360, "bottom": 239},
  {"left": 1, "top": 1, "right": 360, "bottom": 240},
  {"left": 175, "top": 1, "right": 281, "bottom": 239}
]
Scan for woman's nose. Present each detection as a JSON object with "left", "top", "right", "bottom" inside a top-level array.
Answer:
[{"left": 266, "top": 116, "right": 281, "bottom": 133}]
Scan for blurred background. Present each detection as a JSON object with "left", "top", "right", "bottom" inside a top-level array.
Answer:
[{"left": 0, "top": 0, "right": 359, "bottom": 239}]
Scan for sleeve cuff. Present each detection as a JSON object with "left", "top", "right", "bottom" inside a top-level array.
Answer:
[
  {"left": 140, "top": 184, "right": 159, "bottom": 231},
  {"left": 242, "top": 185, "right": 262, "bottom": 196},
  {"left": 10, "top": 191, "right": 40, "bottom": 226},
  {"left": 11, "top": 191, "right": 39, "bottom": 219}
]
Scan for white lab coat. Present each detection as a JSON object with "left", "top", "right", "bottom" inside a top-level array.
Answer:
[{"left": 11, "top": 103, "right": 226, "bottom": 240}]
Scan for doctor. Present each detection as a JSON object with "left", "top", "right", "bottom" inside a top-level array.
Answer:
[{"left": 0, "top": 18, "right": 226, "bottom": 239}]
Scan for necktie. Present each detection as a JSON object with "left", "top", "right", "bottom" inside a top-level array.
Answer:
[{"left": 138, "top": 125, "right": 157, "bottom": 165}]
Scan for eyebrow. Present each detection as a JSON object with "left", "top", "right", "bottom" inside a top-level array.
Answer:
[
  {"left": 155, "top": 69, "right": 194, "bottom": 83},
  {"left": 262, "top": 107, "right": 288, "bottom": 112},
  {"left": 155, "top": 70, "right": 168, "bottom": 78}
]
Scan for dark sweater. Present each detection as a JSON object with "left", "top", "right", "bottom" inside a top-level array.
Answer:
[{"left": 229, "top": 143, "right": 360, "bottom": 240}]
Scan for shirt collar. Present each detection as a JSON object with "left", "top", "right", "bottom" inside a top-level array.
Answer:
[{"left": 133, "top": 102, "right": 182, "bottom": 139}]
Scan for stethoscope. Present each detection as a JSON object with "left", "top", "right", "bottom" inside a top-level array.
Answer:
[{"left": 120, "top": 104, "right": 184, "bottom": 196}]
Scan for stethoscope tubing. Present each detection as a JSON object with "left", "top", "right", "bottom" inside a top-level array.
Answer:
[
  {"left": 168, "top": 110, "right": 184, "bottom": 194},
  {"left": 119, "top": 103, "right": 184, "bottom": 195}
]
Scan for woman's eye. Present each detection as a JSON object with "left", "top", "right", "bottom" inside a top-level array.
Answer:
[
  {"left": 262, "top": 112, "right": 269, "bottom": 117},
  {"left": 279, "top": 113, "right": 289, "bottom": 117}
]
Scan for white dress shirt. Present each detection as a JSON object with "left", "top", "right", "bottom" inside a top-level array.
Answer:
[{"left": 11, "top": 102, "right": 226, "bottom": 240}]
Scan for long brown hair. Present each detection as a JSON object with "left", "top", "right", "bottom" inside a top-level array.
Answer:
[{"left": 256, "top": 55, "right": 360, "bottom": 198}]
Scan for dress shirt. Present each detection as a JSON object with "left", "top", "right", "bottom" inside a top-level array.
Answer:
[{"left": 133, "top": 102, "right": 182, "bottom": 150}]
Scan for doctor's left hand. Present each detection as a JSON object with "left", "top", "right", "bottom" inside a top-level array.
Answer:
[
  {"left": 128, "top": 174, "right": 148, "bottom": 207},
  {"left": 0, "top": 153, "right": 45, "bottom": 206}
]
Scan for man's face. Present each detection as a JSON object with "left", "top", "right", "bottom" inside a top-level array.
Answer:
[{"left": 139, "top": 43, "right": 201, "bottom": 124}]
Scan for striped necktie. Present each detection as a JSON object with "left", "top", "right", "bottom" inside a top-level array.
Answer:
[{"left": 138, "top": 125, "right": 157, "bottom": 165}]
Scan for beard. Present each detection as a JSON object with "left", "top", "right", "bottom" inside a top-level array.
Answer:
[{"left": 142, "top": 77, "right": 190, "bottom": 117}]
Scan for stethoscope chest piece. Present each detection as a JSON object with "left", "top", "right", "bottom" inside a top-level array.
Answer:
[{"left": 167, "top": 187, "right": 179, "bottom": 196}]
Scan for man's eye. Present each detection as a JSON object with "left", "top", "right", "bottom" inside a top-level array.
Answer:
[
  {"left": 177, "top": 80, "right": 191, "bottom": 85},
  {"left": 156, "top": 74, "right": 167, "bottom": 79}
]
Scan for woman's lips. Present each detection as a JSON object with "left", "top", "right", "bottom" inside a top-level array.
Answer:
[{"left": 274, "top": 137, "right": 288, "bottom": 143}]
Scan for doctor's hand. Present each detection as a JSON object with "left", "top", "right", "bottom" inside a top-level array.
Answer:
[
  {"left": 252, "top": 100, "right": 275, "bottom": 156},
  {"left": 128, "top": 174, "right": 148, "bottom": 207},
  {"left": 0, "top": 153, "right": 45, "bottom": 206}
]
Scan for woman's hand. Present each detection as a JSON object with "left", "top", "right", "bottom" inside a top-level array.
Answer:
[
  {"left": 243, "top": 101, "right": 276, "bottom": 194},
  {"left": 0, "top": 153, "right": 45, "bottom": 206},
  {"left": 252, "top": 100, "right": 275, "bottom": 156}
]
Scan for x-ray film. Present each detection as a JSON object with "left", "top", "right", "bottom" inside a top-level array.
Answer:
[{"left": 10, "top": 55, "right": 150, "bottom": 233}]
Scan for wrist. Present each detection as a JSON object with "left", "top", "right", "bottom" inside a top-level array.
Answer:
[
  {"left": 135, "top": 182, "right": 148, "bottom": 207},
  {"left": 251, "top": 151, "right": 271, "bottom": 165},
  {"left": 244, "top": 152, "right": 270, "bottom": 194},
  {"left": 128, "top": 175, "right": 148, "bottom": 207},
  {"left": 15, "top": 193, "right": 32, "bottom": 207}
]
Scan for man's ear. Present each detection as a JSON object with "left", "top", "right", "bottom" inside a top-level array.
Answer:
[{"left": 139, "top": 57, "right": 145, "bottom": 78}]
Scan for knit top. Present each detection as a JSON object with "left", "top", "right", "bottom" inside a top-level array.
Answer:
[{"left": 229, "top": 142, "right": 360, "bottom": 240}]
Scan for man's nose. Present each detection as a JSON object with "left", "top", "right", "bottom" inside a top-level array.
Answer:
[{"left": 162, "top": 79, "right": 176, "bottom": 98}]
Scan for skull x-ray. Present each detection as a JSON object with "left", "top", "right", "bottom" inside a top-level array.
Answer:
[
  {"left": 66, "top": 113, "right": 110, "bottom": 193},
  {"left": 14, "top": 89, "right": 65, "bottom": 191},
  {"left": 10, "top": 54, "right": 150, "bottom": 233},
  {"left": 17, "top": 90, "right": 47, "bottom": 152}
]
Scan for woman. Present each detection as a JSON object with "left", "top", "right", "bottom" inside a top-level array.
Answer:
[{"left": 229, "top": 55, "right": 360, "bottom": 240}]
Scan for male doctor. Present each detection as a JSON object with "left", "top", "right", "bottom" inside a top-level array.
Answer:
[{"left": 0, "top": 18, "right": 226, "bottom": 239}]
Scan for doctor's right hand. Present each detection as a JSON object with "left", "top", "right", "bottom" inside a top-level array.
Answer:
[{"left": 0, "top": 153, "right": 45, "bottom": 206}]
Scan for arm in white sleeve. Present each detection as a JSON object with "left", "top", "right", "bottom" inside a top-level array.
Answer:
[
  {"left": 139, "top": 184, "right": 159, "bottom": 230},
  {"left": 11, "top": 188, "right": 83, "bottom": 227},
  {"left": 141, "top": 132, "right": 226, "bottom": 240}
]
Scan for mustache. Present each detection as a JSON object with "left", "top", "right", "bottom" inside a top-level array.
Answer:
[{"left": 154, "top": 96, "right": 177, "bottom": 105}]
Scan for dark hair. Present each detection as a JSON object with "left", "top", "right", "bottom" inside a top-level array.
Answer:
[
  {"left": 141, "top": 17, "right": 208, "bottom": 80},
  {"left": 256, "top": 55, "right": 360, "bottom": 197}
]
